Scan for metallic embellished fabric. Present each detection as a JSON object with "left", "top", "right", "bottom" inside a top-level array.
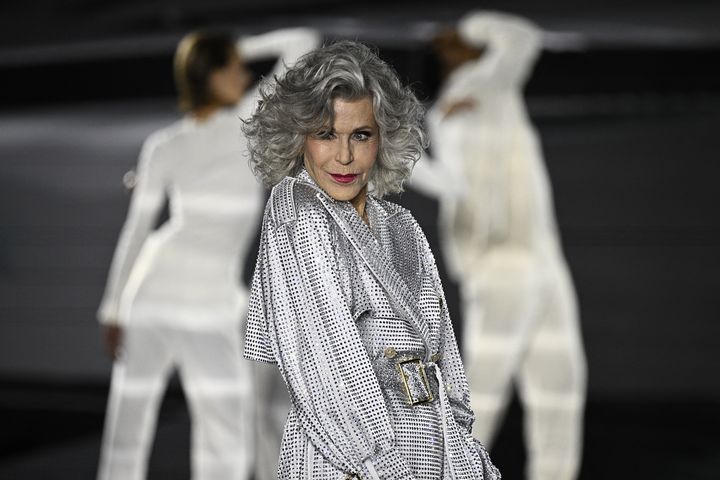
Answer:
[{"left": 245, "top": 170, "right": 500, "bottom": 480}]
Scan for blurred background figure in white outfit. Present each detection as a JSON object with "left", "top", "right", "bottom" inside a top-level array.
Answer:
[
  {"left": 411, "top": 11, "right": 587, "bottom": 480},
  {"left": 96, "top": 27, "right": 320, "bottom": 480}
]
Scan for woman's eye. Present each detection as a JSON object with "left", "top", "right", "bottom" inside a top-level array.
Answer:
[{"left": 353, "top": 131, "right": 371, "bottom": 141}]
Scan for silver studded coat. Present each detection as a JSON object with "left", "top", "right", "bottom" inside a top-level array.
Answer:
[{"left": 245, "top": 171, "right": 500, "bottom": 480}]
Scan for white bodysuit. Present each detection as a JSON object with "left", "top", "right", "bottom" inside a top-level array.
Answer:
[
  {"left": 411, "top": 12, "right": 587, "bottom": 480},
  {"left": 96, "top": 28, "right": 320, "bottom": 480}
]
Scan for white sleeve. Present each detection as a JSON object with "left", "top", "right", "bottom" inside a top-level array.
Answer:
[
  {"left": 408, "top": 107, "right": 468, "bottom": 199},
  {"left": 97, "top": 135, "right": 168, "bottom": 324},
  {"left": 237, "top": 27, "right": 321, "bottom": 81},
  {"left": 235, "top": 27, "right": 321, "bottom": 117},
  {"left": 408, "top": 152, "right": 466, "bottom": 199},
  {"left": 457, "top": 11, "right": 542, "bottom": 85},
  {"left": 408, "top": 150, "right": 445, "bottom": 198}
]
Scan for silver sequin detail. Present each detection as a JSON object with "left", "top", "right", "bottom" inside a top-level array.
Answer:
[{"left": 245, "top": 170, "right": 500, "bottom": 480}]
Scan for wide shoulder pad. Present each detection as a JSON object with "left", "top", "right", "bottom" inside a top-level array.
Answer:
[{"left": 269, "top": 176, "right": 325, "bottom": 226}]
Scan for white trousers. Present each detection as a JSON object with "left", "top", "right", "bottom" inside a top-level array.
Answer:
[
  {"left": 462, "top": 251, "right": 586, "bottom": 480},
  {"left": 97, "top": 323, "right": 254, "bottom": 480}
]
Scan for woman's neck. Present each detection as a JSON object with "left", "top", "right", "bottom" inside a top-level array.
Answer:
[
  {"left": 350, "top": 185, "right": 369, "bottom": 225},
  {"left": 191, "top": 104, "right": 221, "bottom": 123}
]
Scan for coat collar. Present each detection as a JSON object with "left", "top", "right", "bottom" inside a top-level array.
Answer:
[{"left": 294, "top": 170, "right": 432, "bottom": 357}]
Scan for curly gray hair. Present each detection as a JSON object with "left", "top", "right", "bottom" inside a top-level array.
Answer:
[{"left": 242, "top": 40, "right": 427, "bottom": 198}]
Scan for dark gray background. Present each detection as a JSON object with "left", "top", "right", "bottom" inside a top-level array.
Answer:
[{"left": 1, "top": 1, "right": 719, "bottom": 478}]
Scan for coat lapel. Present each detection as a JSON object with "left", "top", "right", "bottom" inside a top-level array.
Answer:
[
  {"left": 318, "top": 203, "right": 431, "bottom": 356},
  {"left": 294, "top": 171, "right": 431, "bottom": 352}
]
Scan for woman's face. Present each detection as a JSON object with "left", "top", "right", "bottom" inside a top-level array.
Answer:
[
  {"left": 303, "top": 96, "right": 379, "bottom": 206},
  {"left": 208, "top": 51, "right": 251, "bottom": 106}
]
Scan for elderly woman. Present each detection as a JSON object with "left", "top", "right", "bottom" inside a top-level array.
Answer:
[{"left": 242, "top": 41, "right": 500, "bottom": 480}]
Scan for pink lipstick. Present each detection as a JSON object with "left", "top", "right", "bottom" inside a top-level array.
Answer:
[{"left": 330, "top": 173, "right": 358, "bottom": 184}]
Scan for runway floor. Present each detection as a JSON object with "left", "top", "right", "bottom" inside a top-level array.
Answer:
[{"left": 1, "top": 379, "right": 719, "bottom": 479}]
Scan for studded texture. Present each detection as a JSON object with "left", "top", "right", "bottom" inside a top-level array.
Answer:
[{"left": 245, "top": 170, "right": 500, "bottom": 480}]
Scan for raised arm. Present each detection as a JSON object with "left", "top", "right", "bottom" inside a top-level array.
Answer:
[
  {"left": 97, "top": 134, "right": 167, "bottom": 325},
  {"left": 237, "top": 27, "right": 321, "bottom": 86},
  {"left": 457, "top": 11, "right": 542, "bottom": 86},
  {"left": 235, "top": 27, "right": 320, "bottom": 117},
  {"left": 407, "top": 107, "right": 469, "bottom": 199},
  {"left": 408, "top": 151, "right": 448, "bottom": 198},
  {"left": 246, "top": 191, "right": 416, "bottom": 480}
]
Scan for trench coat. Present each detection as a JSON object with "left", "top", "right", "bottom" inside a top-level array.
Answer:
[{"left": 244, "top": 170, "right": 500, "bottom": 480}]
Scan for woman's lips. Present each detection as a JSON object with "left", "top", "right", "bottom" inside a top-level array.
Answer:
[{"left": 329, "top": 173, "right": 358, "bottom": 184}]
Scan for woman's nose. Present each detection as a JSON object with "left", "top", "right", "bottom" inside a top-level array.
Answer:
[{"left": 336, "top": 139, "right": 353, "bottom": 165}]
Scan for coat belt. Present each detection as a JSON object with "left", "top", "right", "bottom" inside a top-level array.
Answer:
[{"left": 373, "top": 350, "right": 443, "bottom": 406}]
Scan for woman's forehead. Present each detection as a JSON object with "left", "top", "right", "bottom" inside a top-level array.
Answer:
[{"left": 330, "top": 97, "right": 376, "bottom": 128}]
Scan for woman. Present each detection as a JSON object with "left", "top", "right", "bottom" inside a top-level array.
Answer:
[
  {"left": 243, "top": 41, "right": 500, "bottom": 480},
  {"left": 97, "top": 28, "right": 319, "bottom": 480},
  {"left": 411, "top": 12, "right": 586, "bottom": 480}
]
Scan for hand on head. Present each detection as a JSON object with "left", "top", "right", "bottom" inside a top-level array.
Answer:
[
  {"left": 103, "top": 324, "right": 123, "bottom": 360},
  {"left": 432, "top": 28, "right": 486, "bottom": 78}
]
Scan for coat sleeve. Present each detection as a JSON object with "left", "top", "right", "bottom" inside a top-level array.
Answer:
[
  {"left": 97, "top": 133, "right": 168, "bottom": 325},
  {"left": 245, "top": 190, "right": 416, "bottom": 480}
]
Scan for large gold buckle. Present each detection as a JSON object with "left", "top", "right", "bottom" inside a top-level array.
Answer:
[{"left": 395, "top": 357, "right": 434, "bottom": 406}]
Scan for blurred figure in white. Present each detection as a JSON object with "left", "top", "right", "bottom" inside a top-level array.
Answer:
[
  {"left": 411, "top": 11, "right": 587, "bottom": 480},
  {"left": 97, "top": 27, "right": 320, "bottom": 480}
]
